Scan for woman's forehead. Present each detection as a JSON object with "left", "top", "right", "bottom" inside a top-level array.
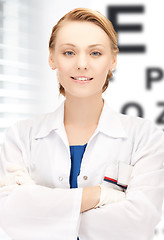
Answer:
[{"left": 56, "top": 21, "right": 111, "bottom": 47}]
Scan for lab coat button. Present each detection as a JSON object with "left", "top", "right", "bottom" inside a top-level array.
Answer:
[
  {"left": 59, "top": 177, "right": 63, "bottom": 181},
  {"left": 83, "top": 176, "right": 88, "bottom": 180}
]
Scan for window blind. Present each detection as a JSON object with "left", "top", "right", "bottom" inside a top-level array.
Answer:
[{"left": 0, "top": 0, "right": 42, "bottom": 146}]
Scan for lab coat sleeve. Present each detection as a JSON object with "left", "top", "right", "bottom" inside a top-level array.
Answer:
[
  {"left": 0, "top": 122, "right": 82, "bottom": 240},
  {"left": 79, "top": 120, "right": 164, "bottom": 240}
]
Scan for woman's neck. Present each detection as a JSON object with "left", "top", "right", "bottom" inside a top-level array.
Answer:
[{"left": 64, "top": 94, "right": 104, "bottom": 129}]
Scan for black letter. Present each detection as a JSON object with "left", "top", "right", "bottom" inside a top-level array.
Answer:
[
  {"left": 156, "top": 102, "right": 164, "bottom": 125},
  {"left": 108, "top": 5, "right": 146, "bottom": 53},
  {"left": 121, "top": 102, "right": 144, "bottom": 117},
  {"left": 146, "top": 68, "right": 163, "bottom": 90}
]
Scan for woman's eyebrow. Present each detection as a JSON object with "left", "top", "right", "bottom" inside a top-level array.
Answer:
[{"left": 59, "top": 43, "right": 105, "bottom": 48}]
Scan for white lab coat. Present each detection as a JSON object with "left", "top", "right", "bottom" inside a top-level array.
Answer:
[{"left": 0, "top": 97, "right": 164, "bottom": 240}]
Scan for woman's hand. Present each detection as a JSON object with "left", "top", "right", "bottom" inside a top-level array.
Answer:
[
  {"left": 94, "top": 184, "right": 126, "bottom": 208},
  {"left": 80, "top": 185, "right": 101, "bottom": 213},
  {"left": 0, "top": 163, "right": 35, "bottom": 192},
  {"left": 80, "top": 184, "right": 126, "bottom": 213}
]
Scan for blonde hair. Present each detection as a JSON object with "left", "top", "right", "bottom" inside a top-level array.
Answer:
[{"left": 49, "top": 8, "right": 119, "bottom": 97}]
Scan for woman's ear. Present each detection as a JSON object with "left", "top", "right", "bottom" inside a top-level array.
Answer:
[
  {"left": 111, "top": 54, "right": 117, "bottom": 71},
  {"left": 48, "top": 54, "right": 56, "bottom": 70}
]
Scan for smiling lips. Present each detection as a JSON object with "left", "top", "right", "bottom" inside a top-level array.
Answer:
[{"left": 71, "top": 76, "right": 93, "bottom": 81}]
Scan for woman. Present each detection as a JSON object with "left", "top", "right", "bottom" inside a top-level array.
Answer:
[{"left": 0, "top": 7, "right": 164, "bottom": 240}]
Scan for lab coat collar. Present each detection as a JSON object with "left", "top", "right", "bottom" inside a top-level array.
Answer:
[
  {"left": 98, "top": 99, "right": 128, "bottom": 138},
  {"left": 34, "top": 98, "right": 128, "bottom": 139}
]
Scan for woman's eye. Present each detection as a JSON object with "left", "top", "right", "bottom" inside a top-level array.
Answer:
[
  {"left": 63, "top": 51, "right": 101, "bottom": 56},
  {"left": 91, "top": 51, "right": 101, "bottom": 56},
  {"left": 63, "top": 51, "right": 74, "bottom": 56}
]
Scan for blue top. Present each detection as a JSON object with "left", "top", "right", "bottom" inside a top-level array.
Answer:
[
  {"left": 69, "top": 143, "right": 87, "bottom": 188},
  {"left": 69, "top": 143, "right": 88, "bottom": 240}
]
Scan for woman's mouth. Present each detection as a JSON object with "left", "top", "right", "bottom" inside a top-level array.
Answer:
[{"left": 71, "top": 76, "right": 93, "bottom": 84}]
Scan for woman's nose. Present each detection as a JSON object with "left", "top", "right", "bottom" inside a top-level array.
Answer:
[{"left": 76, "top": 54, "right": 88, "bottom": 70}]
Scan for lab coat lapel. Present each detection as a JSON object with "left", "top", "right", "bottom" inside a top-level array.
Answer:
[
  {"left": 34, "top": 100, "right": 70, "bottom": 153},
  {"left": 97, "top": 98, "right": 128, "bottom": 139},
  {"left": 53, "top": 101, "right": 70, "bottom": 152}
]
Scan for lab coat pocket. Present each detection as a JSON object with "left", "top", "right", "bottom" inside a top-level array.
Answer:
[
  {"left": 103, "top": 161, "right": 133, "bottom": 190},
  {"left": 103, "top": 162, "right": 121, "bottom": 190},
  {"left": 117, "top": 162, "right": 133, "bottom": 188}
]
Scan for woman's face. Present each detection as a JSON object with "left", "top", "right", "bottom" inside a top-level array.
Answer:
[{"left": 49, "top": 21, "right": 117, "bottom": 99}]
